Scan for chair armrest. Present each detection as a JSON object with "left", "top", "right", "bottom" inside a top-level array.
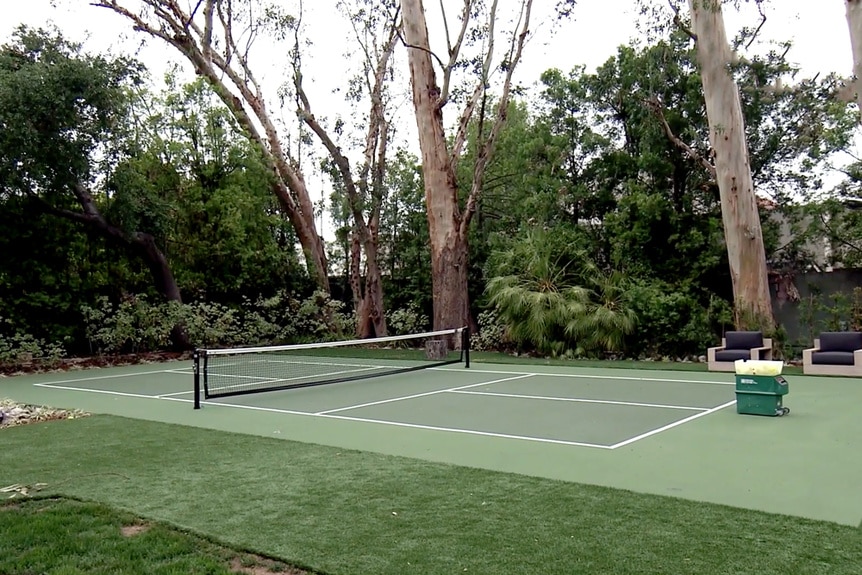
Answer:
[
  {"left": 854, "top": 349, "right": 862, "bottom": 366},
  {"left": 750, "top": 345, "right": 772, "bottom": 360},
  {"left": 802, "top": 347, "right": 817, "bottom": 366},
  {"left": 707, "top": 338, "right": 727, "bottom": 363}
]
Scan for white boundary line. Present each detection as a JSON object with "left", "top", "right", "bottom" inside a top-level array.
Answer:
[
  {"left": 315, "top": 374, "right": 535, "bottom": 415},
  {"left": 451, "top": 390, "right": 709, "bottom": 412},
  {"left": 31, "top": 369, "right": 183, "bottom": 386},
  {"left": 196, "top": 399, "right": 612, "bottom": 449},
  {"left": 158, "top": 390, "right": 195, "bottom": 398},
  {"left": 608, "top": 399, "right": 738, "bottom": 449},
  {"left": 318, "top": 412, "right": 613, "bottom": 449},
  {"left": 433, "top": 366, "right": 735, "bottom": 386},
  {"left": 29, "top": 365, "right": 736, "bottom": 449}
]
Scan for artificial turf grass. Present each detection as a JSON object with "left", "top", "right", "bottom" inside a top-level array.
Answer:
[
  {"left": 1, "top": 415, "right": 860, "bottom": 575},
  {"left": 0, "top": 497, "right": 307, "bottom": 575}
]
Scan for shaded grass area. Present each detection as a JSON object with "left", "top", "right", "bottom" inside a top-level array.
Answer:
[
  {"left": 0, "top": 497, "right": 306, "bottom": 574},
  {"left": 2, "top": 416, "right": 859, "bottom": 574}
]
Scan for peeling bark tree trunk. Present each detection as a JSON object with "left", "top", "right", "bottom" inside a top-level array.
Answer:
[
  {"left": 846, "top": 0, "right": 862, "bottom": 117},
  {"left": 293, "top": 3, "right": 398, "bottom": 338},
  {"left": 401, "top": 0, "right": 469, "bottom": 331},
  {"left": 401, "top": 0, "right": 531, "bottom": 332},
  {"left": 688, "top": 0, "right": 775, "bottom": 330}
]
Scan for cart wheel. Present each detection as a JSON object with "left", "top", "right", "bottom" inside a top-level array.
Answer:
[{"left": 782, "top": 407, "right": 790, "bottom": 415}]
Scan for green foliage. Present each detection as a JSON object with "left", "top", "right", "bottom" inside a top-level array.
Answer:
[
  {"left": 81, "top": 295, "right": 184, "bottom": 354},
  {"left": 117, "top": 77, "right": 306, "bottom": 302},
  {"left": 625, "top": 281, "right": 733, "bottom": 358},
  {"left": 486, "top": 227, "right": 637, "bottom": 357},
  {"left": 385, "top": 305, "right": 430, "bottom": 336},
  {"left": 79, "top": 290, "right": 355, "bottom": 353},
  {"left": 292, "top": 290, "right": 353, "bottom": 342},
  {"left": 0, "top": 316, "right": 66, "bottom": 365},
  {"left": 470, "top": 309, "right": 509, "bottom": 352},
  {"left": 0, "top": 26, "right": 143, "bottom": 198},
  {"left": 378, "top": 150, "right": 432, "bottom": 314},
  {"left": 796, "top": 287, "right": 862, "bottom": 347}
]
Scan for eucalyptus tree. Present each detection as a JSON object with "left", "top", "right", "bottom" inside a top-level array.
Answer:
[
  {"left": 847, "top": 0, "right": 862, "bottom": 117},
  {"left": 94, "top": 0, "right": 330, "bottom": 290},
  {"left": 0, "top": 28, "right": 187, "bottom": 337},
  {"left": 400, "top": 0, "right": 534, "bottom": 331},
  {"left": 120, "top": 77, "right": 305, "bottom": 303},
  {"left": 302, "top": 0, "right": 401, "bottom": 337},
  {"left": 679, "top": 0, "right": 774, "bottom": 329}
]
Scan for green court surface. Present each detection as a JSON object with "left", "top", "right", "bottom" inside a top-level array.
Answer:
[{"left": 2, "top": 360, "right": 862, "bottom": 526}]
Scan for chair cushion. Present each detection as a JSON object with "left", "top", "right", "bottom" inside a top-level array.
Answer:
[
  {"left": 811, "top": 351, "right": 856, "bottom": 366},
  {"left": 714, "top": 349, "right": 753, "bottom": 362},
  {"left": 724, "top": 331, "right": 763, "bottom": 350},
  {"left": 818, "top": 332, "right": 862, "bottom": 353}
]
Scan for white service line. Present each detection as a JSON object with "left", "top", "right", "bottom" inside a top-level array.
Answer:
[
  {"left": 608, "top": 399, "right": 738, "bottom": 449},
  {"left": 32, "top": 369, "right": 183, "bottom": 387},
  {"left": 450, "top": 390, "right": 710, "bottom": 411},
  {"left": 33, "top": 382, "right": 160, "bottom": 400},
  {"left": 318, "top": 412, "right": 613, "bottom": 449},
  {"left": 314, "top": 373, "right": 536, "bottom": 415},
  {"left": 433, "top": 366, "right": 735, "bottom": 385},
  {"left": 195, "top": 397, "right": 612, "bottom": 448}
]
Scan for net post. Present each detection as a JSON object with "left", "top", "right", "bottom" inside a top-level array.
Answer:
[
  {"left": 462, "top": 326, "right": 471, "bottom": 369},
  {"left": 193, "top": 350, "right": 201, "bottom": 410}
]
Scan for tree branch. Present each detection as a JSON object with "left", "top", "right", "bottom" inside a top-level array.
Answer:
[
  {"left": 668, "top": 0, "right": 696, "bottom": 41},
  {"left": 645, "top": 96, "right": 717, "bottom": 179},
  {"left": 460, "top": 0, "right": 532, "bottom": 236},
  {"left": 745, "top": 0, "right": 767, "bottom": 50},
  {"left": 438, "top": 0, "right": 474, "bottom": 109}
]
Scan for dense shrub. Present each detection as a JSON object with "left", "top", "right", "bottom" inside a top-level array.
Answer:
[
  {"left": 625, "top": 281, "right": 732, "bottom": 358},
  {"left": 0, "top": 316, "right": 66, "bottom": 364},
  {"left": 79, "top": 290, "right": 351, "bottom": 354},
  {"left": 385, "top": 305, "right": 429, "bottom": 336},
  {"left": 470, "top": 309, "right": 509, "bottom": 352}
]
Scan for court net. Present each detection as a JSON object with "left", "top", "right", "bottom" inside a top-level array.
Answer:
[{"left": 193, "top": 327, "right": 470, "bottom": 407}]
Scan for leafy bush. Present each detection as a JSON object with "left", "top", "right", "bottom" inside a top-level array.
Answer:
[
  {"left": 625, "top": 281, "right": 731, "bottom": 359},
  {"left": 0, "top": 316, "right": 66, "bottom": 365},
  {"left": 292, "top": 290, "right": 353, "bottom": 342},
  {"left": 81, "top": 295, "right": 183, "bottom": 354},
  {"left": 78, "top": 288, "right": 365, "bottom": 353},
  {"left": 386, "top": 305, "right": 430, "bottom": 336},
  {"left": 470, "top": 309, "right": 509, "bottom": 352},
  {"left": 484, "top": 227, "right": 638, "bottom": 357},
  {"left": 178, "top": 301, "right": 245, "bottom": 349}
]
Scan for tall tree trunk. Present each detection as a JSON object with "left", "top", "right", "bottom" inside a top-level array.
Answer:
[
  {"left": 362, "top": 222, "right": 388, "bottom": 337},
  {"left": 846, "top": 0, "right": 862, "bottom": 117},
  {"left": 688, "top": 0, "right": 775, "bottom": 330},
  {"left": 402, "top": 0, "right": 470, "bottom": 331}
]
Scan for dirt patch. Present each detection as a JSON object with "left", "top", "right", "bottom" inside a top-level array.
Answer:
[
  {"left": 229, "top": 555, "right": 309, "bottom": 575},
  {"left": 120, "top": 523, "right": 151, "bottom": 537}
]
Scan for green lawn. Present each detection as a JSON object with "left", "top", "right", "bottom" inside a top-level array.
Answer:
[
  {"left": 1, "top": 415, "right": 860, "bottom": 574},
  {"left": 0, "top": 498, "right": 304, "bottom": 574}
]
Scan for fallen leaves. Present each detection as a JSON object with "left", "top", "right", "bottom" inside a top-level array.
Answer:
[{"left": 0, "top": 398, "right": 89, "bottom": 428}]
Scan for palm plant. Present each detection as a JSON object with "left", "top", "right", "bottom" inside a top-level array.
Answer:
[
  {"left": 486, "top": 227, "right": 637, "bottom": 357},
  {"left": 566, "top": 268, "right": 638, "bottom": 354}
]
